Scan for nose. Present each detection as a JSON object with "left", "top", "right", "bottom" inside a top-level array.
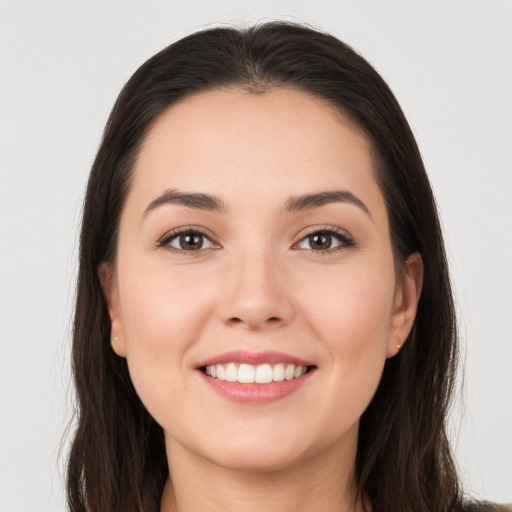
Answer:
[{"left": 217, "top": 249, "right": 294, "bottom": 330}]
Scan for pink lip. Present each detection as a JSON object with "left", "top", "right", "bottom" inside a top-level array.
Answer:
[
  {"left": 196, "top": 350, "right": 315, "bottom": 368},
  {"left": 199, "top": 370, "right": 315, "bottom": 404},
  {"left": 195, "top": 350, "right": 317, "bottom": 404}
]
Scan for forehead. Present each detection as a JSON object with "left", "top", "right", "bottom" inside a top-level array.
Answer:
[{"left": 129, "top": 88, "right": 385, "bottom": 217}]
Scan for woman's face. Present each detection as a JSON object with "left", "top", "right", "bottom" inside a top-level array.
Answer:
[{"left": 103, "top": 89, "right": 421, "bottom": 472}]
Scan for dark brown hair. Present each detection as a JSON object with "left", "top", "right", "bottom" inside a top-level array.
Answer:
[{"left": 68, "top": 21, "right": 475, "bottom": 512}]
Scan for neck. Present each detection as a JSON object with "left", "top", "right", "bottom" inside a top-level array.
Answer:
[{"left": 160, "top": 428, "right": 366, "bottom": 512}]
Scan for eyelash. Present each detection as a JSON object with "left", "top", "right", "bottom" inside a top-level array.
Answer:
[
  {"left": 292, "top": 226, "right": 355, "bottom": 254},
  {"left": 157, "top": 226, "right": 355, "bottom": 255},
  {"left": 157, "top": 227, "right": 219, "bottom": 255}
]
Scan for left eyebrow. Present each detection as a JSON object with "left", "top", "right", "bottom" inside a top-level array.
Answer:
[
  {"left": 143, "top": 189, "right": 228, "bottom": 217},
  {"left": 283, "top": 190, "right": 372, "bottom": 218}
]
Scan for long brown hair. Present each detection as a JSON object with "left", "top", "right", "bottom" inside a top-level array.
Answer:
[{"left": 68, "top": 21, "right": 473, "bottom": 512}]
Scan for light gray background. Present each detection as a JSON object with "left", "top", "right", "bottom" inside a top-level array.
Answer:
[{"left": 1, "top": 1, "right": 511, "bottom": 510}]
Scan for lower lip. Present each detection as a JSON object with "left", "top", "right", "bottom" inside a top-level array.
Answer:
[{"left": 199, "top": 370, "right": 315, "bottom": 404}]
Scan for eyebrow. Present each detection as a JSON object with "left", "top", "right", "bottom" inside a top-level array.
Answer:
[
  {"left": 143, "top": 189, "right": 228, "bottom": 217},
  {"left": 283, "top": 190, "right": 371, "bottom": 217},
  {"left": 143, "top": 188, "right": 371, "bottom": 219}
]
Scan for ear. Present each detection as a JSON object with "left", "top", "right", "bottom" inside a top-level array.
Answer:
[
  {"left": 97, "top": 262, "right": 127, "bottom": 357},
  {"left": 387, "top": 252, "right": 423, "bottom": 358}
]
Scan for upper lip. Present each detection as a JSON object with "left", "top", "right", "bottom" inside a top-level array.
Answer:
[{"left": 196, "top": 350, "right": 315, "bottom": 368}]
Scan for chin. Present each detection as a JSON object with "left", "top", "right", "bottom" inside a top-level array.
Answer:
[
  {"left": 195, "top": 426, "right": 335, "bottom": 474},
  {"left": 206, "top": 444, "right": 309, "bottom": 473}
]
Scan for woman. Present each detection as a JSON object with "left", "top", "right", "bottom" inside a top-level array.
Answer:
[{"left": 67, "top": 22, "right": 507, "bottom": 512}]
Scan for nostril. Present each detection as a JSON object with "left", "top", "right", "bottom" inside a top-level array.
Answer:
[{"left": 225, "top": 313, "right": 286, "bottom": 329}]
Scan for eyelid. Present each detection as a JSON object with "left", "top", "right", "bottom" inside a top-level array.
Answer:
[
  {"left": 156, "top": 226, "right": 221, "bottom": 251},
  {"left": 155, "top": 224, "right": 354, "bottom": 254},
  {"left": 291, "top": 225, "right": 355, "bottom": 252}
]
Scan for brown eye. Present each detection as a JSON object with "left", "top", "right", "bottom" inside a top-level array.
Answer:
[
  {"left": 179, "top": 233, "right": 203, "bottom": 250},
  {"left": 165, "top": 231, "right": 216, "bottom": 251},
  {"left": 295, "top": 229, "right": 353, "bottom": 252},
  {"left": 308, "top": 233, "right": 332, "bottom": 250}
]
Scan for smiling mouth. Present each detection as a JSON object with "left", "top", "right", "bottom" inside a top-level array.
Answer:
[{"left": 201, "top": 363, "right": 316, "bottom": 384}]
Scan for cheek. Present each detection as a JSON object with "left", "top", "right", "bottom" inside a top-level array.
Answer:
[
  {"left": 299, "top": 261, "right": 395, "bottom": 406},
  {"left": 116, "top": 263, "right": 216, "bottom": 423},
  {"left": 303, "top": 262, "right": 395, "bottom": 349},
  {"left": 304, "top": 279, "right": 392, "bottom": 447},
  {"left": 119, "top": 260, "right": 215, "bottom": 350}
]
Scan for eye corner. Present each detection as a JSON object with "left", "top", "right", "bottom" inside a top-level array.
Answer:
[
  {"left": 292, "top": 226, "right": 355, "bottom": 254},
  {"left": 156, "top": 226, "right": 221, "bottom": 254}
]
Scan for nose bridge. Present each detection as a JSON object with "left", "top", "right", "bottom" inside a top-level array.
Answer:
[{"left": 219, "top": 242, "right": 293, "bottom": 329}]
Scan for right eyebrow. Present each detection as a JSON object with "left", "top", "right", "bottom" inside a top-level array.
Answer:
[
  {"left": 283, "top": 190, "right": 372, "bottom": 218},
  {"left": 143, "top": 189, "right": 228, "bottom": 218}
]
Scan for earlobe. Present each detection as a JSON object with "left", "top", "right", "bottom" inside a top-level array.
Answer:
[
  {"left": 387, "top": 253, "right": 423, "bottom": 358},
  {"left": 97, "top": 262, "right": 127, "bottom": 357}
]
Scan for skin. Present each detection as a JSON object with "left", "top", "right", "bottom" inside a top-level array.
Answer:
[{"left": 100, "top": 89, "right": 423, "bottom": 512}]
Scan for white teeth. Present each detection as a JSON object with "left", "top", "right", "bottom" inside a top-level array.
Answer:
[
  {"left": 225, "top": 363, "right": 238, "bottom": 382},
  {"left": 273, "top": 363, "right": 285, "bottom": 382},
  {"left": 204, "top": 362, "right": 310, "bottom": 384},
  {"left": 216, "top": 364, "right": 226, "bottom": 381},
  {"left": 294, "top": 365, "right": 305, "bottom": 379},
  {"left": 284, "top": 364, "right": 295, "bottom": 381},
  {"left": 238, "top": 363, "right": 255, "bottom": 383},
  {"left": 255, "top": 364, "right": 273, "bottom": 384}
]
